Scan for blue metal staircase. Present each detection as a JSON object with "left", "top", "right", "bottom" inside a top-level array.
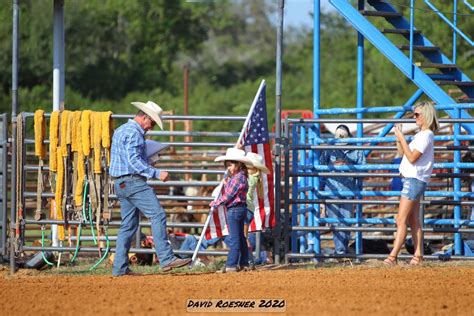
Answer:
[{"left": 329, "top": 0, "right": 474, "bottom": 134}]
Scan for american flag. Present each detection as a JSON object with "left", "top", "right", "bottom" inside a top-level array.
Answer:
[
  {"left": 205, "top": 81, "right": 274, "bottom": 239},
  {"left": 205, "top": 183, "right": 229, "bottom": 239},
  {"left": 239, "top": 83, "right": 275, "bottom": 232}
]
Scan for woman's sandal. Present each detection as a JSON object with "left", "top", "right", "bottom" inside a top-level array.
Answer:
[
  {"left": 383, "top": 255, "right": 397, "bottom": 267},
  {"left": 409, "top": 256, "right": 423, "bottom": 266}
]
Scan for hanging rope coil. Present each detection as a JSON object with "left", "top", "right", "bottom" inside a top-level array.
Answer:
[
  {"left": 101, "top": 111, "right": 113, "bottom": 165},
  {"left": 32, "top": 109, "right": 114, "bottom": 266},
  {"left": 71, "top": 111, "right": 82, "bottom": 152},
  {"left": 34, "top": 110, "right": 47, "bottom": 220},
  {"left": 81, "top": 110, "right": 92, "bottom": 157},
  {"left": 34, "top": 110, "right": 47, "bottom": 159},
  {"left": 49, "top": 111, "right": 60, "bottom": 172},
  {"left": 54, "top": 149, "right": 65, "bottom": 241},
  {"left": 60, "top": 110, "right": 71, "bottom": 158},
  {"left": 92, "top": 112, "right": 103, "bottom": 174}
]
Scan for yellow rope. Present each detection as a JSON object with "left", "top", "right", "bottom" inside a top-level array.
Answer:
[
  {"left": 71, "top": 111, "right": 82, "bottom": 153},
  {"left": 49, "top": 111, "right": 60, "bottom": 172},
  {"left": 60, "top": 110, "right": 71, "bottom": 157},
  {"left": 54, "top": 149, "right": 65, "bottom": 241},
  {"left": 101, "top": 111, "right": 113, "bottom": 165},
  {"left": 92, "top": 112, "right": 102, "bottom": 174},
  {"left": 81, "top": 110, "right": 91, "bottom": 156},
  {"left": 34, "top": 110, "right": 47, "bottom": 159},
  {"left": 74, "top": 114, "right": 85, "bottom": 206},
  {"left": 66, "top": 111, "right": 74, "bottom": 146}
]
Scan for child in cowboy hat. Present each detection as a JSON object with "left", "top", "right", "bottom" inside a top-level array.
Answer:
[
  {"left": 210, "top": 148, "right": 254, "bottom": 273},
  {"left": 244, "top": 152, "right": 270, "bottom": 268}
]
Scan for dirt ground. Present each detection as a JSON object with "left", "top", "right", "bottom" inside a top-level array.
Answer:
[{"left": 1, "top": 261, "right": 473, "bottom": 316}]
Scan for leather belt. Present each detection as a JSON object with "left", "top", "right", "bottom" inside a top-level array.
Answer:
[{"left": 113, "top": 174, "right": 146, "bottom": 181}]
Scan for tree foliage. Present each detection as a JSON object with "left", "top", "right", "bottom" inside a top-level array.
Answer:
[{"left": 0, "top": 0, "right": 472, "bottom": 128}]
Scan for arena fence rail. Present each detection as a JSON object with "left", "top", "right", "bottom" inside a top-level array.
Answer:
[{"left": 283, "top": 104, "right": 474, "bottom": 263}]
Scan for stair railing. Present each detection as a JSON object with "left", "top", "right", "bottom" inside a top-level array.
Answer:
[
  {"left": 464, "top": 0, "right": 474, "bottom": 11},
  {"left": 409, "top": 0, "right": 415, "bottom": 78},
  {"left": 423, "top": 0, "right": 474, "bottom": 64}
]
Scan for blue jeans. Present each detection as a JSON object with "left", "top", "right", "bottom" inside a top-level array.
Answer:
[
  {"left": 326, "top": 203, "right": 353, "bottom": 254},
  {"left": 112, "top": 177, "right": 175, "bottom": 275},
  {"left": 226, "top": 206, "right": 249, "bottom": 268},
  {"left": 247, "top": 232, "right": 268, "bottom": 265},
  {"left": 179, "top": 235, "right": 223, "bottom": 255}
]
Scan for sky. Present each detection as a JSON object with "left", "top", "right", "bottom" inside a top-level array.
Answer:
[{"left": 284, "top": 0, "right": 332, "bottom": 28}]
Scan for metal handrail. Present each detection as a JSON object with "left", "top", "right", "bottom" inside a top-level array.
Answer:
[
  {"left": 313, "top": 103, "right": 474, "bottom": 115},
  {"left": 464, "top": 0, "right": 474, "bottom": 11},
  {"left": 423, "top": 0, "right": 474, "bottom": 46}
]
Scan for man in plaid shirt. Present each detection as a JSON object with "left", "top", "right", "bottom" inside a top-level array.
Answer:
[{"left": 110, "top": 101, "right": 191, "bottom": 276}]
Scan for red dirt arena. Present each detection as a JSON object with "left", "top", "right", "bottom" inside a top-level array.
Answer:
[{"left": 1, "top": 261, "right": 473, "bottom": 315}]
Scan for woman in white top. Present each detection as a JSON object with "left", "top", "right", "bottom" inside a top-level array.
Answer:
[{"left": 384, "top": 102, "right": 439, "bottom": 266}]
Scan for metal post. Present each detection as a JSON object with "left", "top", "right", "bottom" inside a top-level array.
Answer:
[
  {"left": 454, "top": 107, "right": 462, "bottom": 254},
  {"left": 312, "top": 128, "right": 321, "bottom": 256},
  {"left": 255, "top": 232, "right": 261, "bottom": 261},
  {"left": 308, "top": 127, "right": 316, "bottom": 255},
  {"left": 183, "top": 64, "right": 192, "bottom": 181},
  {"left": 183, "top": 65, "right": 189, "bottom": 116},
  {"left": 419, "top": 193, "right": 425, "bottom": 257},
  {"left": 52, "top": 0, "right": 65, "bottom": 248},
  {"left": 10, "top": 0, "right": 20, "bottom": 274},
  {"left": 274, "top": 0, "right": 284, "bottom": 265},
  {"left": 53, "top": 0, "right": 65, "bottom": 110},
  {"left": 313, "top": 0, "right": 320, "bottom": 115},
  {"left": 409, "top": 0, "right": 415, "bottom": 79},
  {"left": 313, "top": 0, "right": 322, "bottom": 258},
  {"left": 355, "top": 0, "right": 365, "bottom": 257},
  {"left": 283, "top": 118, "right": 290, "bottom": 264},
  {"left": 135, "top": 222, "right": 142, "bottom": 252},
  {"left": 453, "top": 0, "right": 458, "bottom": 64},
  {"left": 1, "top": 114, "right": 7, "bottom": 257},
  {"left": 291, "top": 124, "right": 298, "bottom": 254},
  {"left": 299, "top": 126, "right": 307, "bottom": 254}
]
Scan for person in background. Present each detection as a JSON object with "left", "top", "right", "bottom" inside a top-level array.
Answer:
[
  {"left": 384, "top": 101, "right": 439, "bottom": 266},
  {"left": 210, "top": 148, "right": 253, "bottom": 273},
  {"left": 109, "top": 101, "right": 191, "bottom": 276},
  {"left": 319, "top": 124, "right": 366, "bottom": 255},
  {"left": 176, "top": 232, "right": 272, "bottom": 266}
]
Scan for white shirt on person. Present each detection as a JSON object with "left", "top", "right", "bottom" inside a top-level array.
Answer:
[{"left": 399, "top": 129, "right": 434, "bottom": 183}]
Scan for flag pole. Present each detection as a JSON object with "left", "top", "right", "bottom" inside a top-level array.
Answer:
[{"left": 190, "top": 79, "right": 266, "bottom": 268}]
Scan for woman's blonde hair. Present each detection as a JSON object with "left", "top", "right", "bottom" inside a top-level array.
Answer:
[{"left": 414, "top": 101, "right": 439, "bottom": 132}]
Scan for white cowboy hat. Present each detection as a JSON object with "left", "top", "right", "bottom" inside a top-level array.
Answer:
[
  {"left": 131, "top": 100, "right": 164, "bottom": 130},
  {"left": 215, "top": 148, "right": 254, "bottom": 167},
  {"left": 245, "top": 152, "right": 270, "bottom": 174}
]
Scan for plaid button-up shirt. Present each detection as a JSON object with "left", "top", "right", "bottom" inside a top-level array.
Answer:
[
  {"left": 109, "top": 119, "right": 161, "bottom": 179},
  {"left": 211, "top": 170, "right": 248, "bottom": 208}
]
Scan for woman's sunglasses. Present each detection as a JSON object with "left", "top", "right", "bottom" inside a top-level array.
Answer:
[{"left": 413, "top": 112, "right": 422, "bottom": 118}]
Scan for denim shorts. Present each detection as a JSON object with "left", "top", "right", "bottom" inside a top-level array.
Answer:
[{"left": 401, "top": 177, "right": 427, "bottom": 201}]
